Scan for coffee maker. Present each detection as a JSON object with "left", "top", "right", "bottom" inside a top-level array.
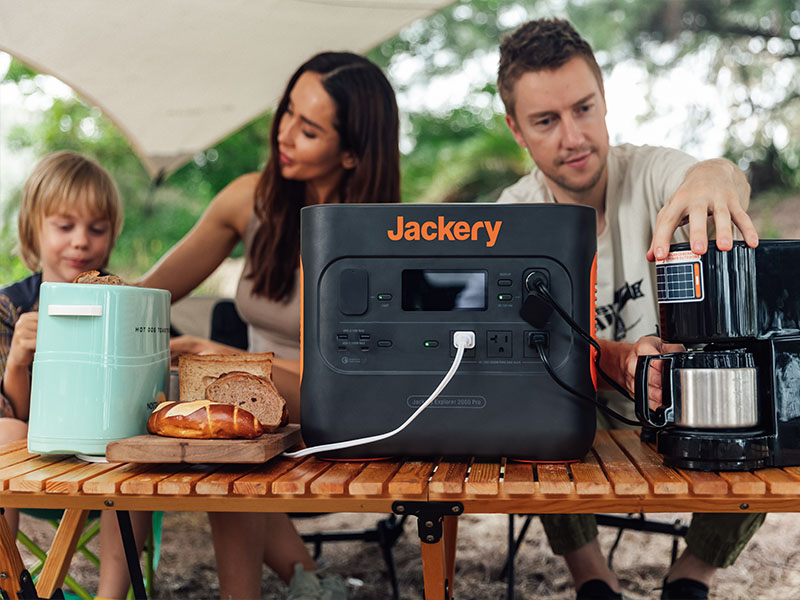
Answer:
[{"left": 635, "top": 240, "right": 800, "bottom": 471}]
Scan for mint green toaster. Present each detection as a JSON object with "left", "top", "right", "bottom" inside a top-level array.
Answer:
[{"left": 28, "top": 282, "right": 171, "bottom": 455}]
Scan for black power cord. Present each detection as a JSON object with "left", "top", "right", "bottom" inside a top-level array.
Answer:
[{"left": 527, "top": 280, "right": 655, "bottom": 429}]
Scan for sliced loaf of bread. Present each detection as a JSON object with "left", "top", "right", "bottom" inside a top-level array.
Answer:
[
  {"left": 178, "top": 352, "right": 274, "bottom": 402},
  {"left": 204, "top": 371, "right": 287, "bottom": 432}
]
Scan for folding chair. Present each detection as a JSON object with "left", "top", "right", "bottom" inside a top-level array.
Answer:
[
  {"left": 16, "top": 509, "right": 162, "bottom": 599},
  {"left": 502, "top": 513, "right": 689, "bottom": 600}
]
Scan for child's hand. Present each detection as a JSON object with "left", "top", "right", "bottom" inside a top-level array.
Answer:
[{"left": 7, "top": 312, "right": 38, "bottom": 369}]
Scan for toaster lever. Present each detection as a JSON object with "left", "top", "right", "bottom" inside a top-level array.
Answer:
[{"left": 48, "top": 305, "right": 103, "bottom": 317}]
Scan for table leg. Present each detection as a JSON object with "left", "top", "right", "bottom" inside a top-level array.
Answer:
[
  {"left": 0, "top": 509, "right": 25, "bottom": 598},
  {"left": 393, "top": 501, "right": 463, "bottom": 600},
  {"left": 37, "top": 508, "right": 90, "bottom": 598},
  {"left": 443, "top": 515, "right": 458, "bottom": 595},
  {"left": 421, "top": 537, "right": 448, "bottom": 600}
]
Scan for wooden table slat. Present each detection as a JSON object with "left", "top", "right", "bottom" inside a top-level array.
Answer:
[
  {"left": 592, "top": 431, "right": 648, "bottom": 495},
  {"left": 465, "top": 461, "right": 501, "bottom": 496},
  {"left": 9, "top": 458, "right": 87, "bottom": 492},
  {"left": 195, "top": 465, "right": 260, "bottom": 496},
  {"left": 718, "top": 471, "right": 767, "bottom": 495},
  {"left": 158, "top": 464, "right": 220, "bottom": 495},
  {"left": 309, "top": 462, "right": 365, "bottom": 495},
  {"left": 677, "top": 469, "right": 730, "bottom": 496},
  {"left": 231, "top": 458, "right": 302, "bottom": 496},
  {"left": 387, "top": 460, "right": 435, "bottom": 496},
  {"left": 502, "top": 462, "right": 535, "bottom": 496},
  {"left": 570, "top": 451, "right": 612, "bottom": 496},
  {"left": 780, "top": 466, "right": 800, "bottom": 483},
  {"left": 430, "top": 461, "right": 469, "bottom": 496},
  {"left": 348, "top": 460, "right": 402, "bottom": 496},
  {"left": 44, "top": 461, "right": 124, "bottom": 494},
  {"left": 754, "top": 468, "right": 800, "bottom": 495},
  {"left": 0, "top": 441, "right": 29, "bottom": 459},
  {"left": 0, "top": 455, "right": 68, "bottom": 490},
  {"left": 119, "top": 465, "right": 186, "bottom": 495},
  {"left": 537, "top": 463, "right": 573, "bottom": 495},
  {"left": 82, "top": 463, "right": 153, "bottom": 495},
  {"left": 272, "top": 459, "right": 331, "bottom": 495},
  {"left": 610, "top": 430, "right": 688, "bottom": 495}
]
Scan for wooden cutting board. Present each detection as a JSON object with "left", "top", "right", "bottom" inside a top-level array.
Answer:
[{"left": 105, "top": 424, "right": 301, "bottom": 463}]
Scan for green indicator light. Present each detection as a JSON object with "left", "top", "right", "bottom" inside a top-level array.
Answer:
[{"left": 424, "top": 341, "right": 432, "bottom": 347}]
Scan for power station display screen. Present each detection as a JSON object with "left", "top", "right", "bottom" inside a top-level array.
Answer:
[{"left": 402, "top": 270, "right": 487, "bottom": 311}]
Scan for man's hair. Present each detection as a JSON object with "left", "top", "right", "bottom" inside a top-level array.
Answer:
[
  {"left": 498, "top": 18, "right": 603, "bottom": 117},
  {"left": 17, "top": 151, "right": 123, "bottom": 271}
]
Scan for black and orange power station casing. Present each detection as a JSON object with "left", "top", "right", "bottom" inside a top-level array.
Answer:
[{"left": 300, "top": 203, "right": 597, "bottom": 459}]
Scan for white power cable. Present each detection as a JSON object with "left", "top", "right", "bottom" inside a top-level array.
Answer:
[{"left": 284, "top": 330, "right": 476, "bottom": 459}]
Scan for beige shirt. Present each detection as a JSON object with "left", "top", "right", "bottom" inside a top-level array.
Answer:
[
  {"left": 498, "top": 144, "right": 696, "bottom": 343},
  {"left": 235, "top": 216, "right": 302, "bottom": 360}
]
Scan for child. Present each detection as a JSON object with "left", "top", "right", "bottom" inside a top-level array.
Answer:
[{"left": 0, "top": 151, "right": 150, "bottom": 600}]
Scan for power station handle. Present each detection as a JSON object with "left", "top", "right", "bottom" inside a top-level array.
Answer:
[
  {"left": 634, "top": 354, "right": 674, "bottom": 428},
  {"left": 48, "top": 304, "right": 103, "bottom": 317}
]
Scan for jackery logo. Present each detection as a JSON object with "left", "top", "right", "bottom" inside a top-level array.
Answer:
[{"left": 387, "top": 216, "right": 502, "bottom": 248}]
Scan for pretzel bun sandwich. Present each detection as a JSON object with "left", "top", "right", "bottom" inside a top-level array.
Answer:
[{"left": 147, "top": 400, "right": 263, "bottom": 439}]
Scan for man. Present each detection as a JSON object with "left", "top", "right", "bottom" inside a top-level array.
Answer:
[{"left": 496, "top": 18, "right": 762, "bottom": 600}]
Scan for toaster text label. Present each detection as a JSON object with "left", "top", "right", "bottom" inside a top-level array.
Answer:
[{"left": 387, "top": 216, "right": 502, "bottom": 247}]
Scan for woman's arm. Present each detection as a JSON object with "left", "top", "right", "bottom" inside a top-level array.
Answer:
[{"left": 137, "top": 173, "right": 258, "bottom": 302}]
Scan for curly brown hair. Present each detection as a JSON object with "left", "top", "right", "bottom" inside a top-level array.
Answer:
[{"left": 498, "top": 18, "right": 603, "bottom": 118}]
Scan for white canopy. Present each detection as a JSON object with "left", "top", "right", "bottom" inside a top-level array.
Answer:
[{"left": 0, "top": 0, "right": 452, "bottom": 177}]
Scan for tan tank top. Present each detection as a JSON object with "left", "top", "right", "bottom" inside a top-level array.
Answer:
[{"left": 235, "top": 216, "right": 301, "bottom": 360}]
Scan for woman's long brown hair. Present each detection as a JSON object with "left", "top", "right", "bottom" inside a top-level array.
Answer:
[{"left": 248, "top": 52, "right": 401, "bottom": 301}]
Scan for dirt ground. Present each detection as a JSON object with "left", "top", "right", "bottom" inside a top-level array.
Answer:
[{"left": 16, "top": 509, "right": 800, "bottom": 599}]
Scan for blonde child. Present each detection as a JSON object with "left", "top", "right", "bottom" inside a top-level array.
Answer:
[{"left": 0, "top": 151, "right": 151, "bottom": 599}]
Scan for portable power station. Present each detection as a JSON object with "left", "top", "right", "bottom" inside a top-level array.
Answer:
[{"left": 300, "top": 203, "right": 598, "bottom": 460}]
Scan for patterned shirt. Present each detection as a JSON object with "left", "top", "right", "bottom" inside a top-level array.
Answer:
[{"left": 0, "top": 272, "right": 42, "bottom": 419}]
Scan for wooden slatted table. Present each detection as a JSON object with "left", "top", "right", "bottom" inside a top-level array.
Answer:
[{"left": 2, "top": 430, "right": 800, "bottom": 599}]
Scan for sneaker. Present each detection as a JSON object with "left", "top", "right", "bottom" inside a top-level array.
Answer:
[
  {"left": 576, "top": 579, "right": 624, "bottom": 599},
  {"left": 660, "top": 577, "right": 709, "bottom": 600},
  {"left": 287, "top": 563, "right": 348, "bottom": 600}
]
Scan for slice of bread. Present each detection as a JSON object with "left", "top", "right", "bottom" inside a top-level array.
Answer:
[
  {"left": 205, "top": 371, "right": 287, "bottom": 432},
  {"left": 178, "top": 352, "right": 274, "bottom": 402},
  {"left": 72, "top": 270, "right": 125, "bottom": 285}
]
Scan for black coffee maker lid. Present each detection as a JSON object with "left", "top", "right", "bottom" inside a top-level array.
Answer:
[{"left": 675, "top": 351, "right": 755, "bottom": 369}]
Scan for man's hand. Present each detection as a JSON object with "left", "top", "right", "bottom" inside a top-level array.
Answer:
[
  {"left": 647, "top": 158, "right": 759, "bottom": 262},
  {"left": 7, "top": 312, "right": 38, "bottom": 370},
  {"left": 622, "top": 336, "right": 685, "bottom": 410}
]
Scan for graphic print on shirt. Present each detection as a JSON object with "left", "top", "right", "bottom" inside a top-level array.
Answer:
[{"left": 595, "top": 279, "right": 646, "bottom": 341}]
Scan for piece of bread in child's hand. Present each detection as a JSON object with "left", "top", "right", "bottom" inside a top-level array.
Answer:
[
  {"left": 147, "top": 400, "right": 263, "bottom": 439},
  {"left": 205, "top": 371, "right": 288, "bottom": 433},
  {"left": 178, "top": 353, "right": 274, "bottom": 402},
  {"left": 72, "top": 270, "right": 126, "bottom": 285}
]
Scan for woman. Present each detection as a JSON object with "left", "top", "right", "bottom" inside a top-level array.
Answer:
[{"left": 139, "top": 52, "right": 400, "bottom": 598}]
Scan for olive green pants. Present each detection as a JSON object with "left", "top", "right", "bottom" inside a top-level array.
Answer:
[
  {"left": 541, "top": 392, "right": 766, "bottom": 568},
  {"left": 541, "top": 512, "right": 765, "bottom": 568}
]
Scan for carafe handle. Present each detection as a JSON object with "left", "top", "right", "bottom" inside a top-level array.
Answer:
[{"left": 634, "top": 354, "right": 675, "bottom": 428}]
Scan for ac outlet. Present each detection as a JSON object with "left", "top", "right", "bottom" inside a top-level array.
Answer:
[
  {"left": 523, "top": 330, "right": 550, "bottom": 359},
  {"left": 450, "top": 331, "right": 477, "bottom": 358},
  {"left": 487, "top": 330, "right": 512, "bottom": 358}
]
